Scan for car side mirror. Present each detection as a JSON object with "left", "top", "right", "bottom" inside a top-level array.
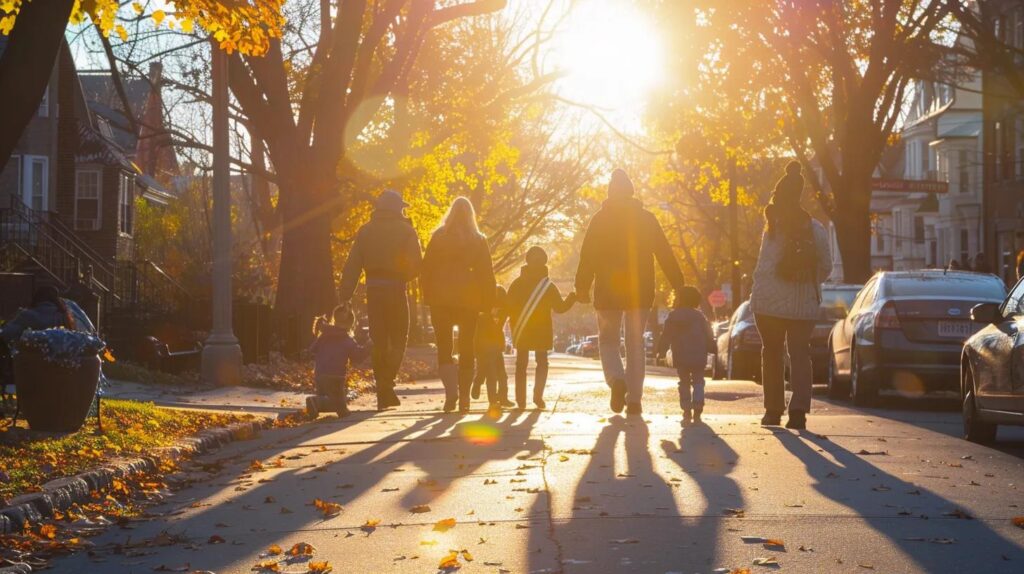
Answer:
[{"left": 971, "top": 302, "right": 1002, "bottom": 325}]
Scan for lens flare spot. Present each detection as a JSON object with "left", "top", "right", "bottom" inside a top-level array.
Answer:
[{"left": 458, "top": 422, "right": 502, "bottom": 446}]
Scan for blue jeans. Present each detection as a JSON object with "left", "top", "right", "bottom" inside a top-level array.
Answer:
[{"left": 676, "top": 366, "right": 705, "bottom": 409}]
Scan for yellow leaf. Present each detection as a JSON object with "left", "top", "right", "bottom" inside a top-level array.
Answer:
[
  {"left": 267, "top": 543, "right": 282, "bottom": 555},
  {"left": 115, "top": 24, "right": 127, "bottom": 42},
  {"left": 438, "top": 551, "right": 461, "bottom": 570},
  {"left": 39, "top": 523, "right": 57, "bottom": 540},
  {"left": 361, "top": 519, "right": 380, "bottom": 532},
  {"left": 252, "top": 560, "right": 281, "bottom": 572},
  {"left": 313, "top": 498, "right": 342, "bottom": 517},
  {"left": 433, "top": 517, "right": 456, "bottom": 532},
  {"left": 0, "top": 16, "right": 15, "bottom": 35},
  {"left": 308, "top": 561, "right": 332, "bottom": 573},
  {"left": 152, "top": 9, "right": 165, "bottom": 27},
  {"left": 180, "top": 18, "right": 194, "bottom": 34},
  {"left": 410, "top": 504, "right": 431, "bottom": 513},
  {"left": 460, "top": 549, "right": 474, "bottom": 562},
  {"left": 132, "top": 2, "right": 143, "bottom": 14}
]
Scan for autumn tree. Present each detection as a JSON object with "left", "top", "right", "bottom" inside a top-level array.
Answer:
[
  {"left": 650, "top": 1, "right": 952, "bottom": 283},
  {"left": 0, "top": 0, "right": 284, "bottom": 170}
]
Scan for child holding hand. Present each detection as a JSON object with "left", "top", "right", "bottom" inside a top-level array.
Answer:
[
  {"left": 657, "top": 286, "right": 715, "bottom": 425},
  {"left": 308, "top": 303, "right": 370, "bottom": 417}
]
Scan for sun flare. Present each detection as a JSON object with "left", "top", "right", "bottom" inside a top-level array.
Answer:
[{"left": 551, "top": 0, "right": 665, "bottom": 117}]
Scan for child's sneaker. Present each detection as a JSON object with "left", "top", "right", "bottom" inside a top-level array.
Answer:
[{"left": 305, "top": 396, "right": 319, "bottom": 419}]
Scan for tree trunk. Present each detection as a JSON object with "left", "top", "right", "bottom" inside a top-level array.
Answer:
[
  {"left": 274, "top": 181, "right": 338, "bottom": 355},
  {"left": 832, "top": 168, "right": 874, "bottom": 284},
  {"left": 0, "top": 0, "right": 75, "bottom": 167}
]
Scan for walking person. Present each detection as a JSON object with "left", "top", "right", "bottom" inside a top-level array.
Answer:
[
  {"left": 472, "top": 286, "right": 514, "bottom": 413},
  {"left": 506, "top": 247, "right": 576, "bottom": 410},
  {"left": 656, "top": 286, "right": 715, "bottom": 426},
  {"left": 749, "top": 162, "right": 832, "bottom": 430},
  {"left": 575, "top": 169, "right": 685, "bottom": 415},
  {"left": 339, "top": 189, "right": 423, "bottom": 411},
  {"left": 422, "top": 197, "right": 497, "bottom": 413},
  {"left": 306, "top": 304, "right": 370, "bottom": 418}
]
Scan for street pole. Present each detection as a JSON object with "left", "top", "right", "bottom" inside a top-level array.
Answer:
[
  {"left": 201, "top": 44, "right": 242, "bottom": 386},
  {"left": 728, "top": 155, "right": 741, "bottom": 308}
]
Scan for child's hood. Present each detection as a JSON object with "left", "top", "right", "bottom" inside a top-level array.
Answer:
[{"left": 318, "top": 324, "right": 352, "bottom": 342}]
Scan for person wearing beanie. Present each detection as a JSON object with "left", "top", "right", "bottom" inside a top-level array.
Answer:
[
  {"left": 749, "top": 161, "right": 832, "bottom": 430},
  {"left": 506, "top": 246, "right": 576, "bottom": 410},
  {"left": 574, "top": 169, "right": 685, "bottom": 416},
  {"left": 339, "top": 189, "right": 423, "bottom": 411}
]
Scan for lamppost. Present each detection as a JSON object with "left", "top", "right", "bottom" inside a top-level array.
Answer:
[{"left": 201, "top": 44, "right": 242, "bottom": 386}]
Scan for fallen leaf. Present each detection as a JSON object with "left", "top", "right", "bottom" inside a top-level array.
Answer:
[
  {"left": 858, "top": 564, "right": 875, "bottom": 570},
  {"left": 313, "top": 498, "right": 342, "bottom": 517},
  {"left": 434, "top": 518, "right": 457, "bottom": 532},
  {"left": 288, "top": 542, "right": 316, "bottom": 556},
  {"left": 1013, "top": 517, "right": 1024, "bottom": 529},
  {"left": 439, "top": 551, "right": 461, "bottom": 570},
  {"left": 410, "top": 504, "right": 432, "bottom": 514},
  {"left": 308, "top": 561, "right": 333, "bottom": 573},
  {"left": 752, "top": 557, "right": 778, "bottom": 566},
  {"left": 857, "top": 450, "right": 888, "bottom": 456},
  {"left": 763, "top": 539, "right": 785, "bottom": 550},
  {"left": 267, "top": 544, "right": 283, "bottom": 555},
  {"left": 208, "top": 534, "right": 226, "bottom": 544},
  {"left": 251, "top": 559, "right": 280, "bottom": 572},
  {"left": 943, "top": 508, "right": 973, "bottom": 520},
  {"left": 460, "top": 549, "right": 474, "bottom": 562}
]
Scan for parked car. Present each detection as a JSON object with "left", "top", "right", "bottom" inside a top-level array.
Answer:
[
  {"left": 811, "top": 283, "right": 863, "bottom": 381},
  {"left": 565, "top": 343, "right": 581, "bottom": 355},
  {"left": 712, "top": 301, "right": 761, "bottom": 381},
  {"left": 960, "top": 276, "right": 1024, "bottom": 443},
  {"left": 578, "top": 335, "right": 600, "bottom": 358},
  {"left": 827, "top": 270, "right": 1007, "bottom": 405}
]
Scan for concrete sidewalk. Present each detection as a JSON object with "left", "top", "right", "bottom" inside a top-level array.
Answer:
[
  {"left": 102, "top": 378, "right": 309, "bottom": 417},
  {"left": 48, "top": 355, "right": 1024, "bottom": 573}
]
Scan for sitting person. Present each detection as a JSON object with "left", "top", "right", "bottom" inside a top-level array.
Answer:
[
  {"left": 307, "top": 303, "right": 370, "bottom": 418},
  {"left": 1, "top": 285, "right": 96, "bottom": 344}
]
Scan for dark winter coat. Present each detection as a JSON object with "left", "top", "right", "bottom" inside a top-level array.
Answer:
[
  {"left": 575, "top": 198, "right": 685, "bottom": 310},
  {"left": 506, "top": 264, "right": 574, "bottom": 351},
  {"left": 657, "top": 308, "right": 715, "bottom": 369},
  {"left": 474, "top": 310, "right": 506, "bottom": 355},
  {"left": 421, "top": 228, "right": 497, "bottom": 312},
  {"left": 311, "top": 326, "right": 370, "bottom": 379},
  {"left": 339, "top": 209, "right": 423, "bottom": 301}
]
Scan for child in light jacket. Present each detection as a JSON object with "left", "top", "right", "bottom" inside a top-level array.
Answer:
[
  {"left": 308, "top": 303, "right": 370, "bottom": 418},
  {"left": 473, "top": 286, "right": 514, "bottom": 413},
  {"left": 657, "top": 286, "right": 715, "bottom": 425}
]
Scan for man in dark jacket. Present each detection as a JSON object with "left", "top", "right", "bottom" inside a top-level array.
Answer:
[
  {"left": 574, "top": 169, "right": 685, "bottom": 415},
  {"left": 339, "top": 189, "right": 423, "bottom": 410}
]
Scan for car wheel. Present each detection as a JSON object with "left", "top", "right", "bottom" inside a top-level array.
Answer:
[
  {"left": 826, "top": 345, "right": 850, "bottom": 400},
  {"left": 962, "top": 366, "right": 997, "bottom": 444},
  {"left": 850, "top": 349, "right": 878, "bottom": 407}
]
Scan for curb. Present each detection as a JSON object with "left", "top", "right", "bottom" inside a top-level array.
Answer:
[{"left": 0, "top": 415, "right": 281, "bottom": 536}]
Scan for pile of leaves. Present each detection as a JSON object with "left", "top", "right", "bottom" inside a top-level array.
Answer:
[{"left": 0, "top": 399, "right": 253, "bottom": 501}]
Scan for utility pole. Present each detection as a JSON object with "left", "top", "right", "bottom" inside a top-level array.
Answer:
[
  {"left": 201, "top": 44, "right": 242, "bottom": 386},
  {"left": 728, "top": 155, "right": 741, "bottom": 308}
]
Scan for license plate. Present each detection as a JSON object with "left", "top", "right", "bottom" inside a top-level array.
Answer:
[{"left": 937, "top": 321, "right": 972, "bottom": 338}]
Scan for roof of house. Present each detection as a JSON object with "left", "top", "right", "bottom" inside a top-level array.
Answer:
[{"left": 78, "top": 70, "right": 153, "bottom": 154}]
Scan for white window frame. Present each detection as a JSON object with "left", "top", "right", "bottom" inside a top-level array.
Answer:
[
  {"left": 9, "top": 154, "right": 21, "bottom": 194},
  {"left": 74, "top": 168, "right": 103, "bottom": 231},
  {"left": 118, "top": 172, "right": 133, "bottom": 236},
  {"left": 22, "top": 155, "right": 48, "bottom": 211}
]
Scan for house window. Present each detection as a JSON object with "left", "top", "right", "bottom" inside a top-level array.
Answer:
[
  {"left": 119, "top": 172, "right": 133, "bottom": 235},
  {"left": 914, "top": 217, "right": 925, "bottom": 243},
  {"left": 960, "top": 228, "right": 970, "bottom": 265},
  {"left": 21, "top": 155, "right": 48, "bottom": 211},
  {"left": 74, "top": 169, "right": 102, "bottom": 231},
  {"left": 37, "top": 86, "right": 48, "bottom": 118}
]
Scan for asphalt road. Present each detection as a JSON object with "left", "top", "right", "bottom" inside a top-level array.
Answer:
[{"left": 54, "top": 354, "right": 1024, "bottom": 574}]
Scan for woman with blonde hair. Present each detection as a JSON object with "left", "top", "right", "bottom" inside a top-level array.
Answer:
[{"left": 421, "top": 197, "right": 497, "bottom": 413}]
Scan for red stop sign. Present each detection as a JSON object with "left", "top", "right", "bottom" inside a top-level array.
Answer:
[{"left": 707, "top": 290, "right": 728, "bottom": 308}]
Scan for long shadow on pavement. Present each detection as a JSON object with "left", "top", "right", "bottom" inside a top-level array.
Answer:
[
  {"left": 774, "top": 431, "right": 1024, "bottom": 572},
  {"left": 528, "top": 417, "right": 742, "bottom": 573}
]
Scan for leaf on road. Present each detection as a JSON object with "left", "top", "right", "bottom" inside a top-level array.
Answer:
[
  {"left": 930, "top": 538, "right": 956, "bottom": 545},
  {"left": 410, "top": 504, "right": 432, "bottom": 514},
  {"left": 267, "top": 544, "right": 283, "bottom": 555},
  {"left": 313, "top": 498, "right": 342, "bottom": 517},
  {"left": 439, "top": 551, "right": 461, "bottom": 570},
  {"left": 251, "top": 560, "right": 280, "bottom": 572},
  {"left": 249, "top": 460, "right": 265, "bottom": 472},
  {"left": 434, "top": 518, "right": 457, "bottom": 532},
  {"left": 362, "top": 519, "right": 381, "bottom": 533},
  {"left": 858, "top": 564, "right": 875, "bottom": 570},
  {"left": 461, "top": 549, "right": 474, "bottom": 562},
  {"left": 1013, "top": 517, "right": 1024, "bottom": 529},
  {"left": 763, "top": 539, "right": 785, "bottom": 550},
  {"left": 857, "top": 450, "right": 888, "bottom": 456},
  {"left": 752, "top": 557, "right": 778, "bottom": 566},
  {"left": 308, "top": 561, "right": 333, "bottom": 573},
  {"left": 289, "top": 542, "right": 316, "bottom": 556},
  {"left": 740, "top": 536, "right": 766, "bottom": 543},
  {"left": 871, "top": 485, "right": 891, "bottom": 492},
  {"left": 723, "top": 508, "right": 745, "bottom": 517},
  {"left": 264, "top": 496, "right": 276, "bottom": 504},
  {"left": 208, "top": 534, "right": 226, "bottom": 544},
  {"left": 943, "top": 508, "right": 973, "bottom": 520}
]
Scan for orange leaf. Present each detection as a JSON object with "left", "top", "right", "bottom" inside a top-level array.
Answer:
[
  {"left": 410, "top": 504, "right": 431, "bottom": 513},
  {"left": 39, "top": 524, "right": 57, "bottom": 540},
  {"left": 1013, "top": 516, "right": 1024, "bottom": 529},
  {"left": 313, "top": 498, "right": 342, "bottom": 517},
  {"left": 438, "top": 551, "right": 461, "bottom": 570},
  {"left": 252, "top": 560, "right": 281, "bottom": 572},
  {"left": 308, "top": 561, "right": 333, "bottom": 573},
  {"left": 288, "top": 542, "right": 316, "bottom": 556},
  {"left": 433, "top": 517, "right": 457, "bottom": 532},
  {"left": 267, "top": 543, "right": 282, "bottom": 555}
]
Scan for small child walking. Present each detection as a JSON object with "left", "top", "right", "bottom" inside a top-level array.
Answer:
[
  {"left": 657, "top": 286, "right": 715, "bottom": 425},
  {"left": 473, "top": 286, "right": 515, "bottom": 413},
  {"left": 506, "top": 247, "right": 575, "bottom": 410},
  {"left": 308, "top": 303, "right": 370, "bottom": 418}
]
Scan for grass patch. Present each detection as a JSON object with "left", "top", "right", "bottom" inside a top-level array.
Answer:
[{"left": 0, "top": 399, "right": 253, "bottom": 501}]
